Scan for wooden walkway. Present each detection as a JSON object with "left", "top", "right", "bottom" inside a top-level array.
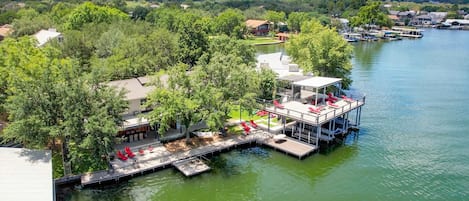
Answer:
[{"left": 81, "top": 130, "right": 317, "bottom": 186}]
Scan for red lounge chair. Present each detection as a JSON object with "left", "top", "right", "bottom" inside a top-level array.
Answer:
[
  {"left": 125, "top": 146, "right": 136, "bottom": 158},
  {"left": 256, "top": 110, "right": 268, "bottom": 116},
  {"left": 249, "top": 120, "right": 258, "bottom": 128},
  {"left": 327, "top": 93, "right": 338, "bottom": 102},
  {"left": 273, "top": 100, "right": 284, "bottom": 109},
  {"left": 327, "top": 100, "right": 339, "bottom": 108},
  {"left": 243, "top": 126, "right": 251, "bottom": 135},
  {"left": 148, "top": 145, "right": 154, "bottom": 153},
  {"left": 117, "top": 150, "right": 128, "bottom": 161},
  {"left": 341, "top": 95, "right": 354, "bottom": 102},
  {"left": 308, "top": 106, "right": 324, "bottom": 114},
  {"left": 138, "top": 149, "right": 144, "bottom": 155}
]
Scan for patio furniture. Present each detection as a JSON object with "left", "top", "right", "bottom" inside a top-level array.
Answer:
[
  {"left": 256, "top": 110, "right": 268, "bottom": 116},
  {"left": 148, "top": 145, "right": 154, "bottom": 153},
  {"left": 116, "top": 150, "right": 128, "bottom": 161},
  {"left": 125, "top": 146, "right": 136, "bottom": 158},
  {"left": 249, "top": 120, "right": 258, "bottom": 128},
  {"left": 341, "top": 95, "right": 354, "bottom": 103},
  {"left": 273, "top": 100, "right": 285, "bottom": 109},
  {"left": 273, "top": 134, "right": 286, "bottom": 143},
  {"left": 138, "top": 149, "right": 144, "bottom": 155},
  {"left": 326, "top": 93, "right": 338, "bottom": 102},
  {"left": 308, "top": 106, "right": 324, "bottom": 114},
  {"left": 327, "top": 100, "right": 340, "bottom": 108}
]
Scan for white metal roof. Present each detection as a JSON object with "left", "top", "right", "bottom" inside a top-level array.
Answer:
[
  {"left": 0, "top": 148, "right": 53, "bottom": 201},
  {"left": 33, "top": 29, "right": 61, "bottom": 47},
  {"left": 293, "top": 76, "right": 342, "bottom": 88}
]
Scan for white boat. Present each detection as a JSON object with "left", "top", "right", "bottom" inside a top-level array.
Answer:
[{"left": 392, "top": 27, "right": 423, "bottom": 38}]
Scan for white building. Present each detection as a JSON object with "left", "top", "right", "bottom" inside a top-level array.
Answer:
[{"left": 33, "top": 28, "right": 62, "bottom": 47}]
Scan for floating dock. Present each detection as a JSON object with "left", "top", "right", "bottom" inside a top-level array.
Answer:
[
  {"left": 262, "top": 137, "right": 317, "bottom": 159},
  {"left": 173, "top": 158, "right": 210, "bottom": 177}
]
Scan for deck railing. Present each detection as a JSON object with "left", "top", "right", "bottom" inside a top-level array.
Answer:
[{"left": 262, "top": 95, "right": 365, "bottom": 125}]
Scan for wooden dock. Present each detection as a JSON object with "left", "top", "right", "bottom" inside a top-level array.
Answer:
[
  {"left": 173, "top": 158, "right": 211, "bottom": 176},
  {"left": 80, "top": 130, "right": 318, "bottom": 187},
  {"left": 262, "top": 137, "right": 318, "bottom": 159}
]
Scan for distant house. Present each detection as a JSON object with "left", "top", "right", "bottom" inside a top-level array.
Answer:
[
  {"left": 413, "top": 15, "right": 433, "bottom": 25},
  {"left": 388, "top": 15, "right": 399, "bottom": 25},
  {"left": 33, "top": 28, "right": 62, "bottom": 47},
  {"left": 429, "top": 12, "right": 448, "bottom": 24},
  {"left": 246, "top": 19, "right": 271, "bottom": 36},
  {"left": 0, "top": 24, "right": 12, "bottom": 41}
]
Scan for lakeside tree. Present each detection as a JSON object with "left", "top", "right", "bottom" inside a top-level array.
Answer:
[
  {"left": 287, "top": 12, "right": 311, "bottom": 32},
  {"left": 264, "top": 10, "right": 286, "bottom": 31},
  {"left": 286, "top": 20, "right": 354, "bottom": 88},
  {"left": 350, "top": 1, "right": 393, "bottom": 29},
  {"left": 0, "top": 37, "right": 127, "bottom": 174},
  {"left": 145, "top": 64, "right": 207, "bottom": 142},
  {"left": 212, "top": 8, "right": 246, "bottom": 39}
]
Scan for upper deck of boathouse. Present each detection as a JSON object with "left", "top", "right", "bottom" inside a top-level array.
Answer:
[{"left": 264, "top": 76, "right": 365, "bottom": 126}]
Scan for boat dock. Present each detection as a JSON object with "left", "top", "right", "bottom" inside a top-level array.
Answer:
[
  {"left": 80, "top": 130, "right": 321, "bottom": 187},
  {"left": 263, "top": 137, "right": 317, "bottom": 159},
  {"left": 173, "top": 157, "right": 211, "bottom": 177}
]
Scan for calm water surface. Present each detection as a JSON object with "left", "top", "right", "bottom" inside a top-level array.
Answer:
[{"left": 69, "top": 30, "right": 469, "bottom": 201}]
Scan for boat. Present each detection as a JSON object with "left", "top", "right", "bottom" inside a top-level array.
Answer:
[
  {"left": 342, "top": 33, "right": 361, "bottom": 42},
  {"left": 391, "top": 27, "right": 423, "bottom": 38}
]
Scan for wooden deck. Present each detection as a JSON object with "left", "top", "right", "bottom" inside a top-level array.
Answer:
[
  {"left": 265, "top": 98, "right": 365, "bottom": 126},
  {"left": 173, "top": 158, "right": 211, "bottom": 176},
  {"left": 81, "top": 130, "right": 319, "bottom": 186},
  {"left": 263, "top": 137, "right": 318, "bottom": 159}
]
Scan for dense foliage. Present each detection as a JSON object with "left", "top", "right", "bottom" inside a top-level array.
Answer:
[{"left": 287, "top": 20, "right": 354, "bottom": 88}]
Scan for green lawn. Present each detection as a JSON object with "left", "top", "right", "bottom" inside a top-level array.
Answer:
[
  {"left": 228, "top": 105, "right": 278, "bottom": 123},
  {"left": 243, "top": 37, "right": 280, "bottom": 45}
]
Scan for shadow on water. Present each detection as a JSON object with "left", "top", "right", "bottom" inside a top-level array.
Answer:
[
  {"left": 352, "top": 41, "right": 385, "bottom": 70},
  {"left": 209, "top": 147, "right": 270, "bottom": 177}
]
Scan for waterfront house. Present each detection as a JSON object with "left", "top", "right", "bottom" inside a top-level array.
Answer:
[
  {"left": 107, "top": 77, "right": 157, "bottom": 142},
  {"left": 412, "top": 15, "right": 433, "bottom": 26},
  {"left": 246, "top": 19, "right": 271, "bottom": 36},
  {"left": 429, "top": 12, "right": 448, "bottom": 24}
]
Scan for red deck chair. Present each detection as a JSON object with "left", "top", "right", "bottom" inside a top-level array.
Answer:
[
  {"left": 256, "top": 110, "right": 268, "bottom": 116},
  {"left": 117, "top": 150, "right": 128, "bottom": 161},
  {"left": 148, "top": 145, "right": 154, "bottom": 153},
  {"left": 125, "top": 146, "right": 136, "bottom": 158},
  {"left": 273, "top": 100, "right": 285, "bottom": 109},
  {"left": 138, "top": 149, "right": 145, "bottom": 155},
  {"left": 327, "top": 93, "right": 338, "bottom": 102},
  {"left": 249, "top": 120, "right": 258, "bottom": 128},
  {"left": 308, "top": 107, "right": 320, "bottom": 114},
  {"left": 243, "top": 126, "right": 251, "bottom": 135},
  {"left": 341, "top": 95, "right": 354, "bottom": 102},
  {"left": 327, "top": 100, "right": 340, "bottom": 108}
]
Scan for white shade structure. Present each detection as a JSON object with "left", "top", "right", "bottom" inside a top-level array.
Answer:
[{"left": 293, "top": 77, "right": 342, "bottom": 88}]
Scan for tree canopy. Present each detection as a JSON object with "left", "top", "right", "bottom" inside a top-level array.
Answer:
[
  {"left": 286, "top": 20, "right": 354, "bottom": 88},
  {"left": 350, "top": 1, "right": 393, "bottom": 28}
]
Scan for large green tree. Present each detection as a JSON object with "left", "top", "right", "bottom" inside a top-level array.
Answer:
[
  {"left": 286, "top": 20, "right": 354, "bottom": 88},
  {"left": 212, "top": 8, "right": 246, "bottom": 39},
  {"left": 0, "top": 37, "right": 127, "bottom": 174},
  {"left": 145, "top": 64, "right": 207, "bottom": 142},
  {"left": 287, "top": 12, "right": 311, "bottom": 32},
  {"left": 264, "top": 10, "right": 286, "bottom": 31},
  {"left": 65, "top": 2, "right": 128, "bottom": 30},
  {"left": 350, "top": 1, "right": 393, "bottom": 28}
]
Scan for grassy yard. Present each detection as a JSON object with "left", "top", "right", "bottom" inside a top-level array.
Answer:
[
  {"left": 243, "top": 37, "right": 280, "bottom": 45},
  {"left": 228, "top": 105, "right": 279, "bottom": 123}
]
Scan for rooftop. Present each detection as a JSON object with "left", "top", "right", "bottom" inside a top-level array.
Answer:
[
  {"left": 33, "top": 29, "right": 61, "bottom": 47},
  {"left": 293, "top": 76, "right": 342, "bottom": 89},
  {"left": 257, "top": 52, "right": 305, "bottom": 77},
  {"left": 246, "top": 19, "right": 270, "bottom": 28},
  {"left": 107, "top": 76, "right": 155, "bottom": 101},
  {"left": 0, "top": 148, "right": 53, "bottom": 201}
]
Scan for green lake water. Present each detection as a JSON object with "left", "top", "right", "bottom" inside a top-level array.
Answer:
[{"left": 68, "top": 29, "right": 469, "bottom": 201}]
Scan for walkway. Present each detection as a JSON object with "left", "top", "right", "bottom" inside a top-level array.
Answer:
[{"left": 81, "top": 130, "right": 316, "bottom": 186}]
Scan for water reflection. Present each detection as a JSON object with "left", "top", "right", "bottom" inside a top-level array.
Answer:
[
  {"left": 254, "top": 43, "right": 285, "bottom": 55},
  {"left": 352, "top": 42, "right": 385, "bottom": 70}
]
